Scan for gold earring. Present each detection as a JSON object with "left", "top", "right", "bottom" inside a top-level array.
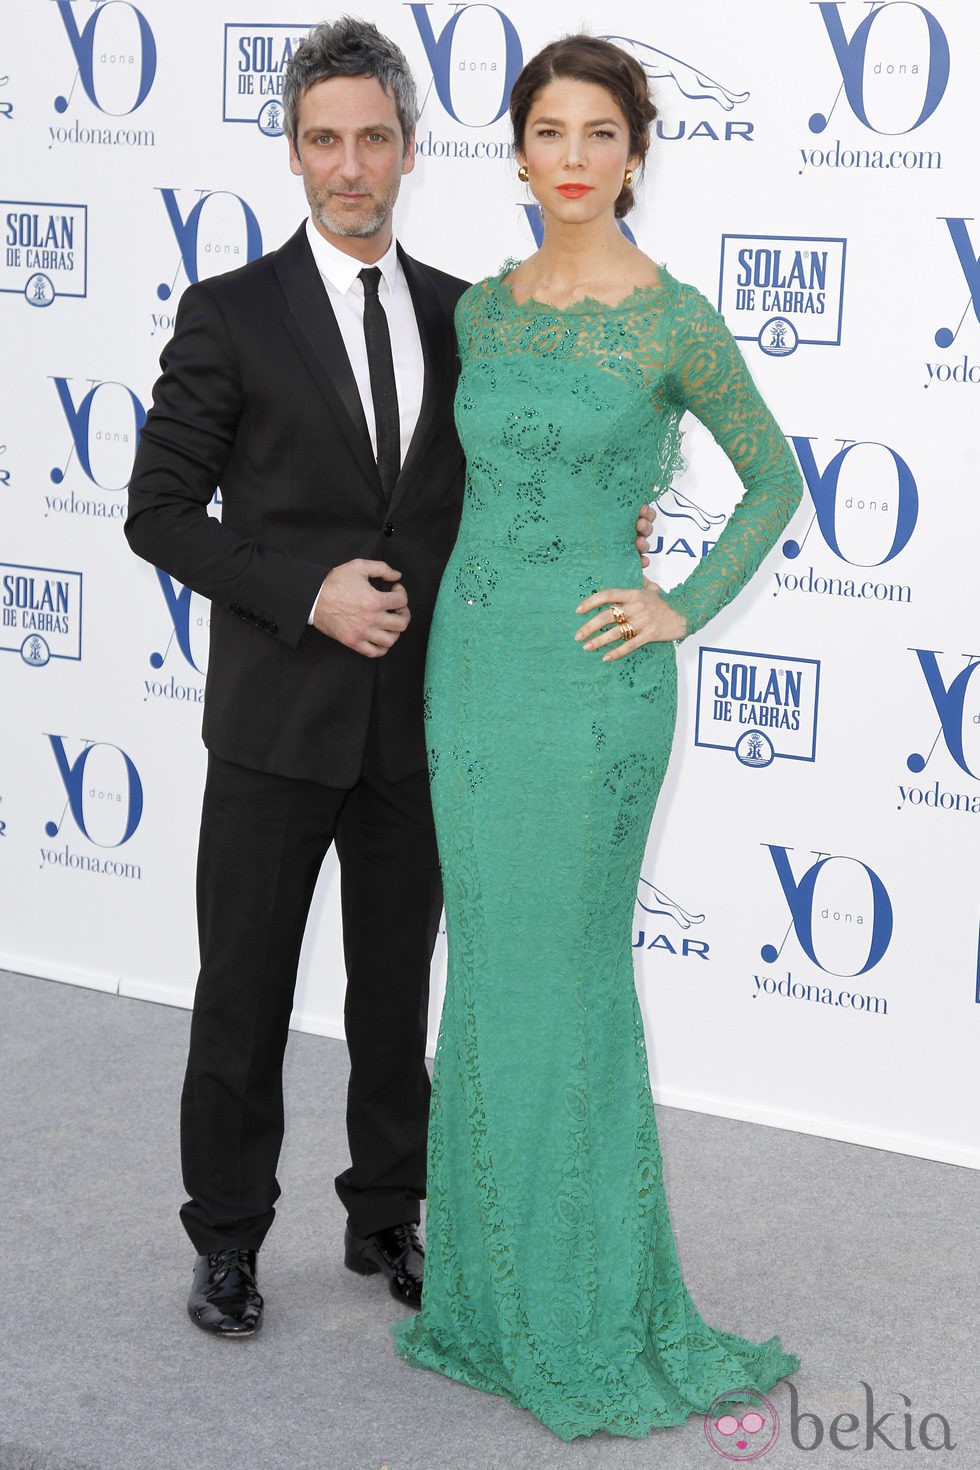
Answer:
[
  {"left": 518, "top": 164, "right": 529, "bottom": 183},
  {"left": 624, "top": 169, "right": 635, "bottom": 189}
]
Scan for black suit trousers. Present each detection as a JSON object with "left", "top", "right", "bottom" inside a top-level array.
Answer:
[{"left": 179, "top": 717, "right": 441, "bottom": 1253}]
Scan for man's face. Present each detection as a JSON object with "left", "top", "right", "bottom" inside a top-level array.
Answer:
[{"left": 289, "top": 75, "right": 415, "bottom": 257}]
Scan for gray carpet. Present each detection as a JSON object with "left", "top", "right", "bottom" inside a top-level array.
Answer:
[{"left": 1, "top": 969, "right": 976, "bottom": 1470}]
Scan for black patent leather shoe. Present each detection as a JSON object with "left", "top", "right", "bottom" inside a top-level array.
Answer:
[
  {"left": 187, "top": 1248, "right": 263, "bottom": 1337},
  {"left": 344, "top": 1222, "right": 424, "bottom": 1308}
]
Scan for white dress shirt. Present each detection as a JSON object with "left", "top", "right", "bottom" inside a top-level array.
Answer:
[
  {"left": 304, "top": 217, "right": 425, "bottom": 470},
  {"left": 303, "top": 221, "right": 427, "bottom": 624}
]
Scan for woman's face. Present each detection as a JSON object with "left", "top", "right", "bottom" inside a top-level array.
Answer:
[{"left": 517, "top": 77, "right": 639, "bottom": 226}]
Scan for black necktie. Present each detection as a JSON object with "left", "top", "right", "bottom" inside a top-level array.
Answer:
[{"left": 358, "top": 266, "right": 400, "bottom": 496}]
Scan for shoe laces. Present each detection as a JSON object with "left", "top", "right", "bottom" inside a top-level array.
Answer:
[{"left": 206, "top": 1247, "right": 256, "bottom": 1284}]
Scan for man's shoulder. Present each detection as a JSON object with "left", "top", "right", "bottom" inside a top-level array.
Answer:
[
  {"left": 186, "top": 224, "right": 307, "bottom": 306},
  {"left": 411, "top": 259, "right": 471, "bottom": 294},
  {"left": 398, "top": 248, "right": 470, "bottom": 305}
]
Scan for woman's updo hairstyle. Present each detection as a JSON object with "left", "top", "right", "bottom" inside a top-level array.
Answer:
[{"left": 509, "top": 35, "right": 657, "bottom": 219}]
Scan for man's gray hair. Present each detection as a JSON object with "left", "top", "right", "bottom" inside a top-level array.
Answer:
[{"left": 282, "top": 16, "right": 418, "bottom": 149}]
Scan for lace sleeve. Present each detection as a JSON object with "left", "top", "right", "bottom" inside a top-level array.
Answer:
[{"left": 658, "top": 284, "right": 803, "bottom": 637}]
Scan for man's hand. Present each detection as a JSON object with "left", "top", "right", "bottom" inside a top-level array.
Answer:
[
  {"left": 636, "top": 502, "right": 655, "bottom": 567},
  {"left": 312, "top": 559, "right": 410, "bottom": 657}
]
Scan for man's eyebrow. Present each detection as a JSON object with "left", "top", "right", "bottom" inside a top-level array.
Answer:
[{"left": 301, "top": 122, "right": 397, "bottom": 137}]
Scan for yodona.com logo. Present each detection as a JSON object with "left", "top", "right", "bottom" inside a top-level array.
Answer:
[
  {"left": 222, "top": 26, "right": 310, "bottom": 135},
  {"left": 1, "top": 202, "right": 87, "bottom": 308},
  {"left": 1, "top": 563, "right": 83, "bottom": 668},
  {"left": 753, "top": 846, "right": 892, "bottom": 1017},
  {"left": 772, "top": 436, "right": 917, "bottom": 605},
  {"left": 924, "top": 216, "right": 980, "bottom": 389},
  {"left": 799, "top": 2, "right": 948, "bottom": 176},
  {"left": 49, "top": 0, "right": 157, "bottom": 148},
  {"left": 143, "top": 570, "right": 208, "bottom": 706},
  {"left": 761, "top": 845, "right": 892, "bottom": 978},
  {"left": 153, "top": 188, "right": 263, "bottom": 329},
  {"left": 695, "top": 648, "right": 820, "bottom": 768},
  {"left": 40, "top": 734, "right": 144, "bottom": 881},
  {"left": 601, "top": 34, "right": 754, "bottom": 144},
  {"left": 408, "top": 3, "right": 522, "bottom": 161},
  {"left": 898, "top": 648, "right": 980, "bottom": 815},
  {"left": 46, "top": 376, "right": 146, "bottom": 520},
  {"left": 410, "top": 3, "right": 522, "bottom": 127},
  {"left": 718, "top": 236, "right": 846, "bottom": 357}
]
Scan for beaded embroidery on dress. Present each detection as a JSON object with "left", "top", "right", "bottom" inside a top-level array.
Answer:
[{"left": 394, "top": 267, "right": 802, "bottom": 1440}]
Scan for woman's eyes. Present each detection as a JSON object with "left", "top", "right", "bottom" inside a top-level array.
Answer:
[{"left": 534, "top": 128, "right": 617, "bottom": 140}]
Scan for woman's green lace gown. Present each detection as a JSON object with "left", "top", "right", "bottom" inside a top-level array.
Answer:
[{"left": 394, "top": 268, "right": 803, "bottom": 1439}]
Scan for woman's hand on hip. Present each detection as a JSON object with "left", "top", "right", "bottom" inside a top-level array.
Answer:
[{"left": 574, "top": 578, "right": 686, "bottom": 662}]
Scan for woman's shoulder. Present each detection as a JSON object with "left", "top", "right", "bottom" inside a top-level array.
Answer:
[
  {"left": 657, "top": 267, "right": 723, "bottom": 322},
  {"left": 453, "top": 263, "right": 516, "bottom": 326},
  {"left": 472, "top": 260, "right": 523, "bottom": 298},
  {"left": 464, "top": 260, "right": 521, "bottom": 288}
]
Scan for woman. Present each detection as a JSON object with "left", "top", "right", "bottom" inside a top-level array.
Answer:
[{"left": 395, "top": 35, "right": 802, "bottom": 1439}]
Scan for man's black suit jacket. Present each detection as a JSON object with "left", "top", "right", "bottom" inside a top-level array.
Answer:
[{"left": 126, "top": 223, "right": 468, "bottom": 787}]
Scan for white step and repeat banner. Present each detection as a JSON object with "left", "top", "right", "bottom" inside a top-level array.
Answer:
[{"left": 1, "top": 2, "right": 977, "bottom": 1166}]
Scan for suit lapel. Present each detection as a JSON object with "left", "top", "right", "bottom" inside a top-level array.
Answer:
[
  {"left": 273, "top": 224, "right": 384, "bottom": 500},
  {"left": 391, "top": 246, "right": 456, "bottom": 514}
]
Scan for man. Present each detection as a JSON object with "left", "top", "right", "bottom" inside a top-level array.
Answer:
[{"left": 126, "top": 18, "right": 467, "bottom": 1335}]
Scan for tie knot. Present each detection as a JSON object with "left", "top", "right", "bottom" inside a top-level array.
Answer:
[{"left": 359, "top": 266, "right": 382, "bottom": 298}]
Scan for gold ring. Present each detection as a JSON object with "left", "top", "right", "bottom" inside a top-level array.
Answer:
[{"left": 610, "top": 604, "right": 633, "bottom": 639}]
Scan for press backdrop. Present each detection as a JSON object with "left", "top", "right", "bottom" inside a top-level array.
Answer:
[{"left": 1, "top": 1, "right": 977, "bottom": 1166}]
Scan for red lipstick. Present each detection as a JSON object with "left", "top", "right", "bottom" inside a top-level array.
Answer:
[{"left": 556, "top": 184, "right": 593, "bottom": 199}]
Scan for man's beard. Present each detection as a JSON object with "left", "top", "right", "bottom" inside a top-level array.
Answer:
[{"left": 309, "top": 181, "right": 400, "bottom": 240}]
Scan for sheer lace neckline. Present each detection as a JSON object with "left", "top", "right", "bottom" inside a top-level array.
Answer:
[{"left": 494, "top": 260, "right": 675, "bottom": 316}]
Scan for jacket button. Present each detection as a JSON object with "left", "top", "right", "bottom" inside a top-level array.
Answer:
[{"left": 383, "top": 522, "right": 394, "bottom": 537}]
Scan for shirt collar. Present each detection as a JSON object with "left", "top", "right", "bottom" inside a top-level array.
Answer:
[{"left": 305, "top": 218, "right": 400, "bottom": 297}]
